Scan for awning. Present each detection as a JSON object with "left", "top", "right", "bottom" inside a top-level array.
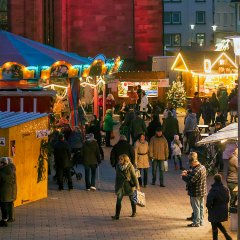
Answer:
[{"left": 197, "top": 123, "right": 238, "bottom": 145}]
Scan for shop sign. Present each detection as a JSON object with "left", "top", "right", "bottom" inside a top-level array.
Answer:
[
  {"left": 36, "top": 130, "right": 50, "bottom": 139},
  {"left": 158, "top": 79, "right": 169, "bottom": 87},
  {"left": 0, "top": 137, "right": 5, "bottom": 146}
]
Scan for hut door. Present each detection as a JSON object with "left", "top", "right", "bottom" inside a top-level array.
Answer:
[{"left": 20, "top": 133, "right": 33, "bottom": 204}]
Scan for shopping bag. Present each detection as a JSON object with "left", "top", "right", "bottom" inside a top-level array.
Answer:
[
  {"left": 135, "top": 169, "right": 141, "bottom": 178},
  {"left": 164, "top": 160, "right": 168, "bottom": 172},
  {"left": 133, "top": 190, "right": 146, "bottom": 207}
]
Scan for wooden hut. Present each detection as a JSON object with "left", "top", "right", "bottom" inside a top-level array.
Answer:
[{"left": 0, "top": 111, "right": 49, "bottom": 206}]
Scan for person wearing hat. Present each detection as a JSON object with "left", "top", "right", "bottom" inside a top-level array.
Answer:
[
  {"left": 207, "top": 174, "right": 232, "bottom": 240},
  {"left": 181, "top": 152, "right": 207, "bottom": 227},
  {"left": 0, "top": 157, "right": 17, "bottom": 227},
  {"left": 82, "top": 133, "right": 101, "bottom": 191},
  {"left": 149, "top": 127, "right": 169, "bottom": 187},
  {"left": 54, "top": 133, "right": 73, "bottom": 190}
]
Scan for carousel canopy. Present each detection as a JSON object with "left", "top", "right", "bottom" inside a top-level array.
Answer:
[
  {"left": 0, "top": 30, "right": 92, "bottom": 66},
  {"left": 197, "top": 123, "right": 238, "bottom": 145}
]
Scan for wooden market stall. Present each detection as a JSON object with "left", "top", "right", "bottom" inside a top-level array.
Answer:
[
  {"left": 171, "top": 50, "right": 238, "bottom": 97},
  {"left": 0, "top": 111, "right": 49, "bottom": 207}
]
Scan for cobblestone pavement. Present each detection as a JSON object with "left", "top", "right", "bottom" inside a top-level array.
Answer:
[{"left": 0, "top": 125, "right": 237, "bottom": 240}]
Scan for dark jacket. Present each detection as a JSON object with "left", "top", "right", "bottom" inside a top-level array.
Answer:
[
  {"left": 201, "top": 101, "right": 213, "bottom": 122},
  {"left": 0, "top": 164, "right": 17, "bottom": 202},
  {"left": 124, "top": 110, "right": 136, "bottom": 127},
  {"left": 147, "top": 118, "right": 162, "bottom": 140},
  {"left": 54, "top": 140, "right": 72, "bottom": 168},
  {"left": 227, "top": 152, "right": 238, "bottom": 184},
  {"left": 87, "top": 120, "right": 102, "bottom": 144},
  {"left": 115, "top": 162, "right": 139, "bottom": 196},
  {"left": 131, "top": 116, "right": 147, "bottom": 139},
  {"left": 68, "top": 129, "right": 83, "bottom": 149},
  {"left": 206, "top": 182, "right": 229, "bottom": 223},
  {"left": 110, "top": 140, "right": 135, "bottom": 167},
  {"left": 82, "top": 139, "right": 101, "bottom": 166},
  {"left": 182, "top": 163, "right": 207, "bottom": 197},
  {"left": 162, "top": 116, "right": 179, "bottom": 139}
]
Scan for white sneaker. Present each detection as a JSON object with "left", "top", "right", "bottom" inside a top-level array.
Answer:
[
  {"left": 86, "top": 188, "right": 90, "bottom": 191},
  {"left": 90, "top": 186, "right": 96, "bottom": 191}
]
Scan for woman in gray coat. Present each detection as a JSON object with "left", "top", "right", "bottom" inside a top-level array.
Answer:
[
  {"left": 0, "top": 157, "right": 17, "bottom": 227},
  {"left": 112, "top": 154, "right": 139, "bottom": 220}
]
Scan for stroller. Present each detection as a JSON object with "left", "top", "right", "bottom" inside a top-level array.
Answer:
[{"left": 67, "top": 150, "right": 83, "bottom": 181}]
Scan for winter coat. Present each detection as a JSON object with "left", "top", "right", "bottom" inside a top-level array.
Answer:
[
  {"left": 162, "top": 116, "right": 179, "bottom": 139},
  {"left": 228, "top": 94, "right": 238, "bottom": 111},
  {"left": 131, "top": 116, "right": 147, "bottom": 139},
  {"left": 0, "top": 164, "right": 17, "bottom": 202},
  {"left": 110, "top": 140, "right": 135, "bottom": 167},
  {"left": 127, "top": 91, "right": 138, "bottom": 105},
  {"left": 87, "top": 120, "right": 102, "bottom": 144},
  {"left": 206, "top": 182, "right": 229, "bottom": 223},
  {"left": 54, "top": 140, "right": 72, "bottom": 168},
  {"left": 209, "top": 96, "right": 219, "bottom": 111},
  {"left": 201, "top": 101, "right": 213, "bottom": 122},
  {"left": 82, "top": 139, "right": 101, "bottom": 166},
  {"left": 227, "top": 152, "right": 238, "bottom": 184},
  {"left": 140, "top": 95, "right": 148, "bottom": 112},
  {"left": 106, "top": 99, "right": 115, "bottom": 110},
  {"left": 149, "top": 135, "right": 169, "bottom": 161},
  {"left": 183, "top": 113, "right": 197, "bottom": 133},
  {"left": 191, "top": 97, "right": 202, "bottom": 114},
  {"left": 171, "top": 140, "right": 182, "bottom": 156},
  {"left": 124, "top": 110, "right": 136, "bottom": 127},
  {"left": 134, "top": 140, "right": 149, "bottom": 169},
  {"left": 147, "top": 119, "right": 162, "bottom": 140},
  {"left": 103, "top": 112, "right": 117, "bottom": 132},
  {"left": 219, "top": 91, "right": 229, "bottom": 112},
  {"left": 68, "top": 130, "right": 83, "bottom": 149},
  {"left": 115, "top": 162, "right": 139, "bottom": 196}
]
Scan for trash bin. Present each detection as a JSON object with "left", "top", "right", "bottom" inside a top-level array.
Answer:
[{"left": 229, "top": 206, "right": 238, "bottom": 231}]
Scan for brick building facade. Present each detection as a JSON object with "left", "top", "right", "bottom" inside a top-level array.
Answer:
[{"left": 8, "top": 0, "right": 163, "bottom": 63}]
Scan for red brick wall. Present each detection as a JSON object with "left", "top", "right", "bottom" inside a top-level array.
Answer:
[{"left": 134, "top": 0, "right": 163, "bottom": 62}]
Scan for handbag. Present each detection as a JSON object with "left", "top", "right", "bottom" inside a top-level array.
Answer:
[
  {"left": 133, "top": 190, "right": 146, "bottom": 207},
  {"left": 163, "top": 160, "right": 168, "bottom": 172}
]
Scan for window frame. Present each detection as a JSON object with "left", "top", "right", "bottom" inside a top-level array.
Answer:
[
  {"left": 196, "top": 11, "right": 206, "bottom": 24},
  {"left": 196, "top": 33, "right": 206, "bottom": 46},
  {"left": 164, "top": 11, "right": 181, "bottom": 25},
  {"left": 164, "top": 33, "right": 181, "bottom": 47}
]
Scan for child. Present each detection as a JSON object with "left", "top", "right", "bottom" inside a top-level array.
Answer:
[{"left": 171, "top": 135, "right": 183, "bottom": 170}]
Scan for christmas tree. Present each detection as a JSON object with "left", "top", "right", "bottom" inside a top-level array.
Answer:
[{"left": 166, "top": 76, "right": 186, "bottom": 108}]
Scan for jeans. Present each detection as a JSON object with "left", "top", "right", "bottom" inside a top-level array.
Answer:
[
  {"left": 190, "top": 196, "right": 204, "bottom": 225},
  {"left": 152, "top": 160, "right": 164, "bottom": 185},
  {"left": 173, "top": 155, "right": 183, "bottom": 169},
  {"left": 138, "top": 168, "right": 148, "bottom": 186},
  {"left": 227, "top": 182, "right": 238, "bottom": 207},
  {"left": 105, "top": 131, "right": 111, "bottom": 146},
  {"left": 84, "top": 164, "right": 97, "bottom": 189},
  {"left": 57, "top": 167, "right": 73, "bottom": 189},
  {"left": 0, "top": 201, "right": 14, "bottom": 220}
]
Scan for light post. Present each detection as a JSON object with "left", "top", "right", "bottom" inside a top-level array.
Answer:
[
  {"left": 190, "top": 24, "right": 195, "bottom": 46},
  {"left": 211, "top": 25, "right": 217, "bottom": 44},
  {"left": 225, "top": 35, "right": 240, "bottom": 240}
]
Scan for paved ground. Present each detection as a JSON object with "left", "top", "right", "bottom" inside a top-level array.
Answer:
[{"left": 0, "top": 123, "right": 237, "bottom": 240}]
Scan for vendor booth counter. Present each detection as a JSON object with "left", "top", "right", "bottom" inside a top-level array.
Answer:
[{"left": 0, "top": 111, "right": 49, "bottom": 207}]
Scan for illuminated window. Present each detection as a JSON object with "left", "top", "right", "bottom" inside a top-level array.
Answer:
[
  {"left": 164, "top": 34, "right": 181, "bottom": 47},
  {"left": 0, "top": 0, "right": 7, "bottom": 30},
  {"left": 196, "top": 33, "right": 205, "bottom": 46}
]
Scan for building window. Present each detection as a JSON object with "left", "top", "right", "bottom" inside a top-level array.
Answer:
[
  {"left": 164, "top": 34, "right": 181, "bottom": 47},
  {"left": 0, "top": 0, "right": 7, "bottom": 30},
  {"left": 196, "top": 11, "right": 205, "bottom": 24},
  {"left": 196, "top": 33, "right": 205, "bottom": 46},
  {"left": 163, "top": 0, "right": 181, "bottom": 2},
  {"left": 164, "top": 12, "right": 181, "bottom": 24}
]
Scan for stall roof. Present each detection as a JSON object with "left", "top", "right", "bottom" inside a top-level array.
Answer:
[
  {"left": 0, "top": 90, "right": 56, "bottom": 97},
  {"left": 197, "top": 123, "right": 238, "bottom": 145},
  {"left": 0, "top": 31, "right": 92, "bottom": 66},
  {"left": 114, "top": 71, "right": 166, "bottom": 82},
  {"left": 0, "top": 111, "right": 48, "bottom": 128}
]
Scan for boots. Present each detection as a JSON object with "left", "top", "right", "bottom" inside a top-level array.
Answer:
[
  {"left": 130, "top": 202, "right": 137, "bottom": 217},
  {"left": 111, "top": 204, "right": 121, "bottom": 220}
]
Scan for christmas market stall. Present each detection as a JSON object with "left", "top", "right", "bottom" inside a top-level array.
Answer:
[
  {"left": 0, "top": 111, "right": 49, "bottom": 207},
  {"left": 171, "top": 50, "right": 238, "bottom": 97}
]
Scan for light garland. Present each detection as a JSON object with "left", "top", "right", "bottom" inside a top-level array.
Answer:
[{"left": 43, "top": 84, "right": 68, "bottom": 98}]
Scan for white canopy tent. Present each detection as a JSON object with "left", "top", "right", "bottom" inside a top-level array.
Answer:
[{"left": 197, "top": 123, "right": 238, "bottom": 145}]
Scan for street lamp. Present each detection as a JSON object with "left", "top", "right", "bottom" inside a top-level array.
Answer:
[
  {"left": 225, "top": 35, "right": 240, "bottom": 240},
  {"left": 211, "top": 25, "right": 217, "bottom": 45},
  {"left": 190, "top": 25, "right": 195, "bottom": 46}
]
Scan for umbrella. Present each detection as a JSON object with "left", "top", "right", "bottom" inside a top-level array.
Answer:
[
  {"left": 197, "top": 123, "right": 238, "bottom": 145},
  {"left": 0, "top": 30, "right": 92, "bottom": 66}
]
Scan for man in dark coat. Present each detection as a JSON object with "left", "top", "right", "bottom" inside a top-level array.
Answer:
[
  {"left": 82, "top": 133, "right": 101, "bottom": 191},
  {"left": 54, "top": 133, "right": 72, "bottom": 190},
  {"left": 110, "top": 135, "right": 135, "bottom": 168},
  {"left": 206, "top": 174, "right": 232, "bottom": 240},
  {"left": 0, "top": 157, "right": 17, "bottom": 227}
]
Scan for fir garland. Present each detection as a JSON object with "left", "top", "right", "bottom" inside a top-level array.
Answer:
[{"left": 37, "top": 140, "right": 49, "bottom": 183}]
